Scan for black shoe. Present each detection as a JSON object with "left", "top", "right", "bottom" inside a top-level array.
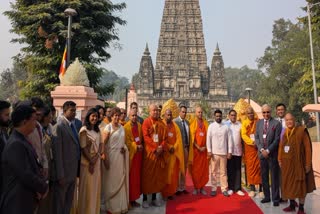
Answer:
[
  {"left": 168, "top": 196, "right": 174, "bottom": 200},
  {"left": 273, "top": 202, "right": 279, "bottom": 206},
  {"left": 279, "top": 198, "right": 287, "bottom": 203},
  {"left": 260, "top": 198, "right": 271, "bottom": 203},
  {"left": 210, "top": 191, "right": 217, "bottom": 197},
  {"left": 222, "top": 191, "right": 229, "bottom": 197},
  {"left": 175, "top": 191, "right": 182, "bottom": 196},
  {"left": 182, "top": 190, "right": 189, "bottom": 194}
]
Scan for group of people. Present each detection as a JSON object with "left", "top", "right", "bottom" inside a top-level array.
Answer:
[
  {"left": 0, "top": 98, "right": 316, "bottom": 214},
  {"left": 240, "top": 104, "right": 316, "bottom": 214}
]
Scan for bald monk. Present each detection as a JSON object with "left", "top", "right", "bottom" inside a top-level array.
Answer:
[
  {"left": 279, "top": 113, "right": 315, "bottom": 213},
  {"left": 189, "top": 106, "right": 209, "bottom": 195},
  {"left": 161, "top": 109, "right": 185, "bottom": 200},
  {"left": 240, "top": 107, "right": 263, "bottom": 197},
  {"left": 141, "top": 104, "right": 168, "bottom": 208},
  {"left": 124, "top": 109, "right": 143, "bottom": 207}
]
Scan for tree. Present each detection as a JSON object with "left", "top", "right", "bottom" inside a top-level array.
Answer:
[
  {"left": 224, "top": 66, "right": 265, "bottom": 102},
  {"left": 4, "top": 0, "right": 126, "bottom": 99},
  {"left": 256, "top": 18, "right": 311, "bottom": 121},
  {"left": 99, "top": 69, "right": 129, "bottom": 102},
  {"left": 0, "top": 60, "right": 28, "bottom": 102}
]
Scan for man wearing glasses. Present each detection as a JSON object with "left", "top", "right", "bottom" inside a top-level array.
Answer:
[
  {"left": 255, "top": 104, "right": 282, "bottom": 207},
  {"left": 119, "top": 108, "right": 127, "bottom": 126}
]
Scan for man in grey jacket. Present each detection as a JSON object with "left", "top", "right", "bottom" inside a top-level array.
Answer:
[
  {"left": 173, "top": 103, "right": 190, "bottom": 195},
  {"left": 255, "top": 104, "right": 282, "bottom": 207},
  {"left": 52, "top": 101, "right": 80, "bottom": 214}
]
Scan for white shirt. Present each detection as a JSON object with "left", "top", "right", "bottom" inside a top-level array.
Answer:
[
  {"left": 206, "top": 122, "right": 233, "bottom": 155},
  {"left": 276, "top": 117, "right": 286, "bottom": 129},
  {"left": 224, "top": 120, "right": 242, "bottom": 156}
]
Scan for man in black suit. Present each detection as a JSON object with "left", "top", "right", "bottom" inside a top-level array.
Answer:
[
  {"left": 52, "top": 101, "right": 80, "bottom": 214},
  {"left": 0, "top": 100, "right": 10, "bottom": 196},
  {"left": 174, "top": 103, "right": 190, "bottom": 195},
  {"left": 0, "top": 105, "right": 48, "bottom": 214},
  {"left": 255, "top": 104, "right": 282, "bottom": 206}
]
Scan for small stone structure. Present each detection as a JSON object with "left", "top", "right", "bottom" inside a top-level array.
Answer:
[{"left": 51, "top": 58, "right": 103, "bottom": 121}]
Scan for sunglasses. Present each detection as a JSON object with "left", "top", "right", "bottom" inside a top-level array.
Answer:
[
  {"left": 121, "top": 112, "right": 126, "bottom": 115},
  {"left": 262, "top": 111, "right": 270, "bottom": 114}
]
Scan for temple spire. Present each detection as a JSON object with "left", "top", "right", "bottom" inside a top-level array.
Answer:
[
  {"left": 214, "top": 43, "right": 221, "bottom": 55},
  {"left": 144, "top": 43, "right": 150, "bottom": 56}
]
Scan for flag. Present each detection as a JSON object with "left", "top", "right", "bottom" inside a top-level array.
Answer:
[{"left": 59, "top": 43, "right": 67, "bottom": 76}]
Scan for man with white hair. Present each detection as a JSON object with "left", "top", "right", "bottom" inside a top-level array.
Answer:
[{"left": 255, "top": 104, "right": 282, "bottom": 207}]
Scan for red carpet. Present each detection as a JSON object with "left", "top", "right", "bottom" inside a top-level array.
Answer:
[{"left": 166, "top": 172, "right": 263, "bottom": 214}]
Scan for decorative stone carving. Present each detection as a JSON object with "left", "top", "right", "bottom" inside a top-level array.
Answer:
[{"left": 59, "top": 58, "right": 90, "bottom": 87}]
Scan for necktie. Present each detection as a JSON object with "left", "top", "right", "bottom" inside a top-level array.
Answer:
[
  {"left": 70, "top": 123, "right": 80, "bottom": 160},
  {"left": 36, "top": 124, "right": 43, "bottom": 143},
  {"left": 182, "top": 120, "right": 189, "bottom": 147},
  {"left": 263, "top": 120, "right": 268, "bottom": 147}
]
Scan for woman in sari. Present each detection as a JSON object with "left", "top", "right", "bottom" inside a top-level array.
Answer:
[
  {"left": 78, "top": 108, "right": 103, "bottom": 214},
  {"left": 101, "top": 107, "right": 129, "bottom": 214}
]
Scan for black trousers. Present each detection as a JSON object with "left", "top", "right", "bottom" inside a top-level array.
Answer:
[
  {"left": 260, "top": 157, "right": 280, "bottom": 202},
  {"left": 227, "top": 155, "right": 242, "bottom": 191}
]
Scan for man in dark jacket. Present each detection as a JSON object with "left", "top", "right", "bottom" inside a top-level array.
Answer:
[
  {"left": 0, "top": 100, "right": 10, "bottom": 196},
  {"left": 0, "top": 105, "right": 48, "bottom": 214}
]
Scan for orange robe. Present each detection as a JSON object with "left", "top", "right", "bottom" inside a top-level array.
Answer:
[
  {"left": 161, "top": 121, "right": 185, "bottom": 197},
  {"left": 189, "top": 119, "right": 209, "bottom": 189},
  {"left": 124, "top": 121, "right": 143, "bottom": 201},
  {"left": 241, "top": 118, "right": 261, "bottom": 185},
  {"left": 141, "top": 117, "right": 169, "bottom": 194}
]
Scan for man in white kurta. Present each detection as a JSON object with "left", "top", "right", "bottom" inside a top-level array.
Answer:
[
  {"left": 225, "top": 110, "right": 244, "bottom": 196},
  {"left": 207, "top": 109, "right": 232, "bottom": 197}
]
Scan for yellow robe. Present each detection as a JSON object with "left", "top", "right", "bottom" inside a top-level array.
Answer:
[
  {"left": 188, "top": 119, "right": 209, "bottom": 165},
  {"left": 161, "top": 121, "right": 185, "bottom": 197},
  {"left": 123, "top": 121, "right": 143, "bottom": 170}
]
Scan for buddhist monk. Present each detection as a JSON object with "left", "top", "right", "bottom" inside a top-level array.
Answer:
[
  {"left": 141, "top": 104, "right": 168, "bottom": 208},
  {"left": 240, "top": 107, "right": 263, "bottom": 197},
  {"left": 278, "top": 113, "right": 316, "bottom": 214},
  {"left": 124, "top": 109, "right": 143, "bottom": 207},
  {"left": 161, "top": 109, "right": 185, "bottom": 200},
  {"left": 189, "top": 106, "right": 209, "bottom": 195}
]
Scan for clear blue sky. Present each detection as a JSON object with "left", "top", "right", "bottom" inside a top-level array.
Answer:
[{"left": 1, "top": 0, "right": 306, "bottom": 80}]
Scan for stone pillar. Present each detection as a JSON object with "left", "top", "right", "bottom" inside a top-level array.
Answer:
[{"left": 51, "top": 85, "right": 104, "bottom": 122}]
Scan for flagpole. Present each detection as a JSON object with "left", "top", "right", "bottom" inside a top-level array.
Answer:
[{"left": 64, "top": 8, "right": 77, "bottom": 67}]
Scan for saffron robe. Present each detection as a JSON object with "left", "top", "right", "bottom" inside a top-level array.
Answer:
[
  {"left": 278, "top": 126, "right": 316, "bottom": 199},
  {"left": 241, "top": 118, "right": 261, "bottom": 185},
  {"left": 124, "top": 121, "right": 143, "bottom": 201},
  {"left": 141, "top": 117, "right": 169, "bottom": 194},
  {"left": 161, "top": 121, "right": 185, "bottom": 197},
  {"left": 189, "top": 119, "right": 209, "bottom": 189}
]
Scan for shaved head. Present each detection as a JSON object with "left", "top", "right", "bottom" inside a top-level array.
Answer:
[
  {"left": 149, "top": 104, "right": 159, "bottom": 119},
  {"left": 284, "top": 113, "right": 295, "bottom": 129},
  {"left": 129, "top": 109, "right": 138, "bottom": 123},
  {"left": 164, "top": 109, "right": 173, "bottom": 123},
  {"left": 195, "top": 106, "right": 203, "bottom": 120},
  {"left": 246, "top": 107, "right": 254, "bottom": 120}
]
